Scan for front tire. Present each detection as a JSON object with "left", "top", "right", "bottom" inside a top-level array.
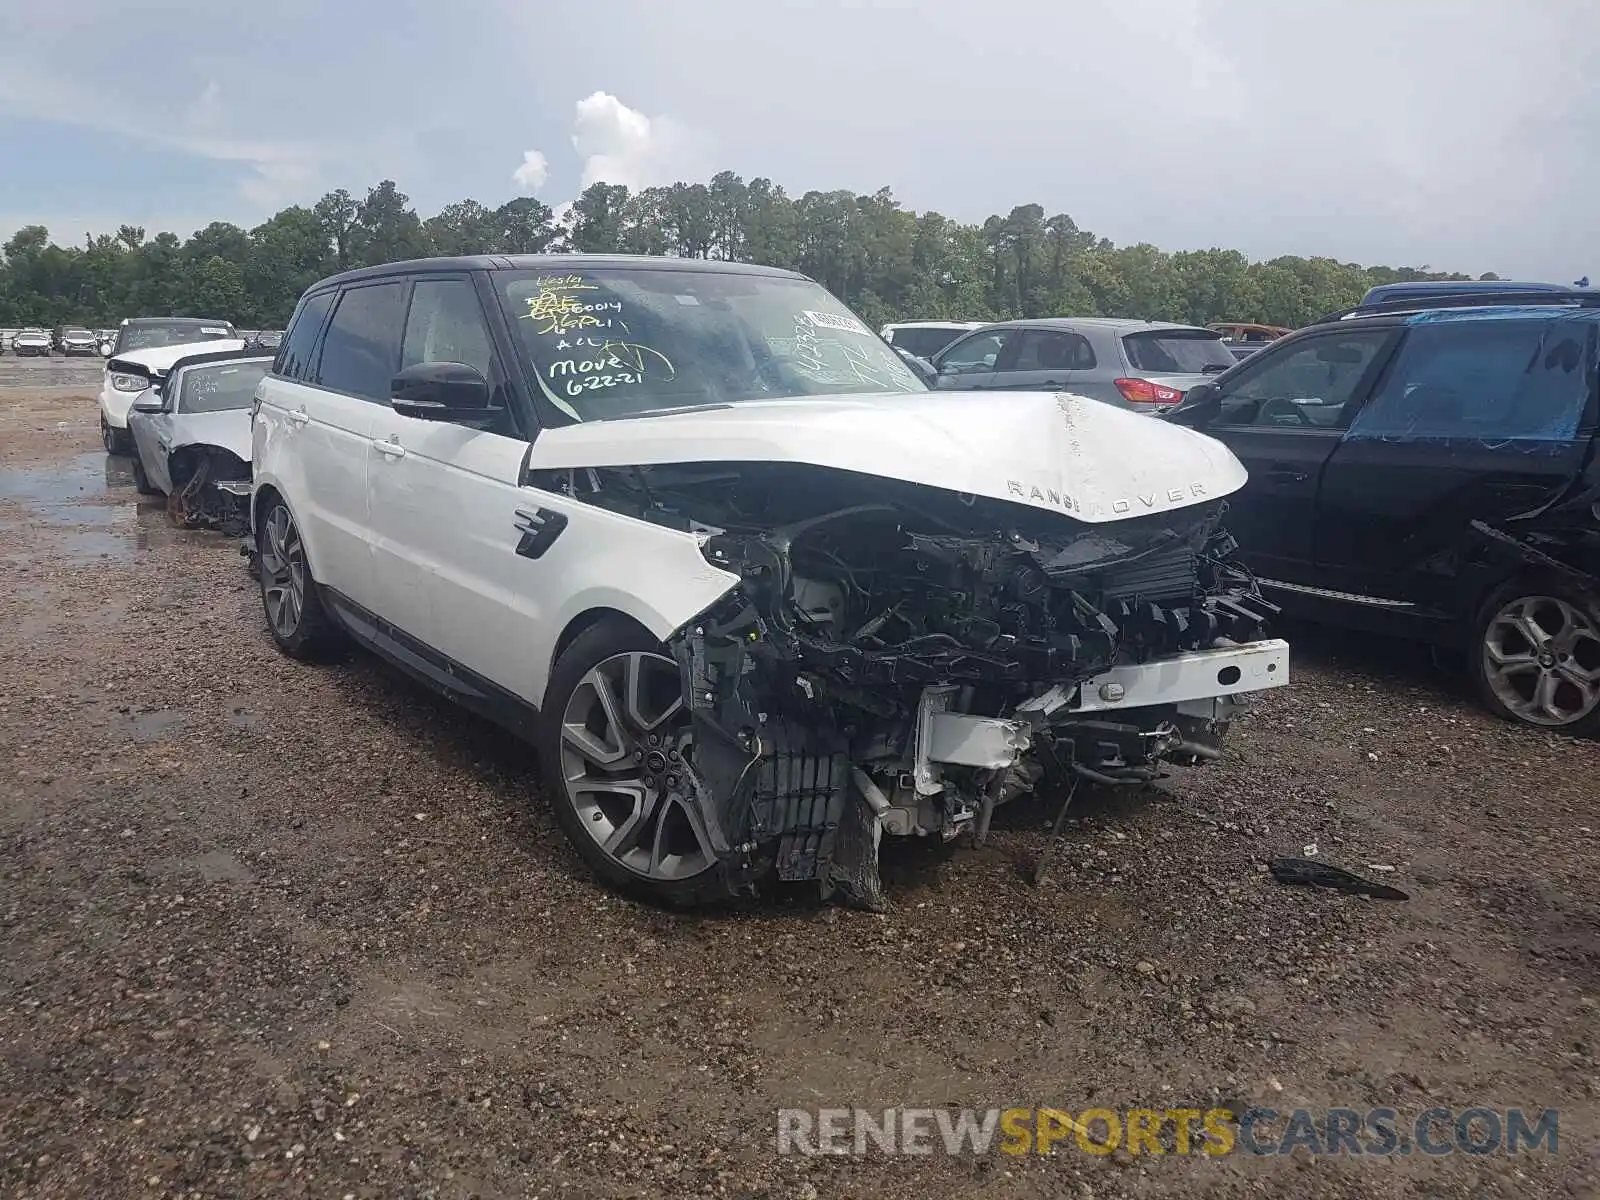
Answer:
[
  {"left": 101, "top": 416, "right": 131, "bottom": 456},
  {"left": 256, "top": 498, "right": 341, "bottom": 659},
  {"left": 536, "top": 617, "right": 728, "bottom": 906},
  {"left": 131, "top": 453, "right": 161, "bottom": 496},
  {"left": 1472, "top": 577, "right": 1600, "bottom": 735}
]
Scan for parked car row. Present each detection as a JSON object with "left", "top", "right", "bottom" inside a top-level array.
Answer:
[{"left": 1, "top": 323, "right": 280, "bottom": 357}]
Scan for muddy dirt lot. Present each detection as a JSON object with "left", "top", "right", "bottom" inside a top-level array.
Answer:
[{"left": 1, "top": 358, "right": 1597, "bottom": 1199}]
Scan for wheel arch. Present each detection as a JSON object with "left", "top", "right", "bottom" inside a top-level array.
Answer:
[
  {"left": 544, "top": 607, "right": 660, "bottom": 707},
  {"left": 250, "top": 484, "right": 330, "bottom": 583}
]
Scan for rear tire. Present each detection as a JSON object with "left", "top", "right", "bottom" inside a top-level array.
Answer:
[
  {"left": 536, "top": 616, "right": 732, "bottom": 907},
  {"left": 1471, "top": 576, "right": 1600, "bottom": 736},
  {"left": 255, "top": 497, "right": 342, "bottom": 660}
]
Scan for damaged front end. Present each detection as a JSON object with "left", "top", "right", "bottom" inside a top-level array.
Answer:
[
  {"left": 166, "top": 445, "right": 252, "bottom": 537},
  {"left": 539, "top": 462, "right": 1288, "bottom": 908}
]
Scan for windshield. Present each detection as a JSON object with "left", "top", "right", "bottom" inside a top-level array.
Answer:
[
  {"left": 1122, "top": 330, "right": 1235, "bottom": 374},
  {"left": 65, "top": 328, "right": 93, "bottom": 339},
  {"left": 496, "top": 267, "right": 923, "bottom": 422},
  {"left": 177, "top": 361, "right": 269, "bottom": 413},
  {"left": 116, "top": 321, "right": 235, "bottom": 354}
]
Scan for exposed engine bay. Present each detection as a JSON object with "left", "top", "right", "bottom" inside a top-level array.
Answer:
[
  {"left": 533, "top": 460, "right": 1288, "bottom": 907},
  {"left": 166, "top": 446, "right": 251, "bottom": 536}
]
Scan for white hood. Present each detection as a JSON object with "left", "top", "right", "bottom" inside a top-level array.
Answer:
[
  {"left": 526, "top": 390, "right": 1247, "bottom": 523},
  {"left": 109, "top": 339, "right": 247, "bottom": 375},
  {"left": 169, "top": 410, "right": 253, "bottom": 464}
]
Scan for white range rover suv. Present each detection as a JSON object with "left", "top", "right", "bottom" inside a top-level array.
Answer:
[{"left": 250, "top": 255, "right": 1289, "bottom": 908}]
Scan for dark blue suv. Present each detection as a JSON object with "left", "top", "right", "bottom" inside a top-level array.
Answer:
[{"left": 1169, "top": 292, "right": 1600, "bottom": 734}]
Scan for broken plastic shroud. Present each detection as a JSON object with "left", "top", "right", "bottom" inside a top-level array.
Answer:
[{"left": 533, "top": 460, "right": 1279, "bottom": 894}]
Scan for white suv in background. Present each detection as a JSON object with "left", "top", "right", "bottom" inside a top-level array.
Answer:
[
  {"left": 100, "top": 332, "right": 245, "bottom": 454},
  {"left": 250, "top": 255, "right": 1287, "bottom": 908},
  {"left": 878, "top": 320, "right": 984, "bottom": 361}
]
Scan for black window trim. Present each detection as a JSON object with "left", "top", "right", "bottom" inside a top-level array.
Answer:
[
  {"left": 272, "top": 289, "right": 338, "bottom": 383},
  {"left": 473, "top": 270, "right": 543, "bottom": 440},
  {"left": 1210, "top": 325, "right": 1402, "bottom": 433}
]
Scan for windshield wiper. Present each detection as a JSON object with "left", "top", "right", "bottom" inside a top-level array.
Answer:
[{"left": 1200, "top": 364, "right": 1230, "bottom": 375}]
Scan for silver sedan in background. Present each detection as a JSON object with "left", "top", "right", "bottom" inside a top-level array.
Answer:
[
  {"left": 929, "top": 317, "right": 1236, "bottom": 414},
  {"left": 128, "top": 350, "right": 272, "bottom": 533}
]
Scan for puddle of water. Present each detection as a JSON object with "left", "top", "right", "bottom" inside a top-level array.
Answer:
[
  {"left": 0, "top": 451, "right": 126, "bottom": 511},
  {"left": 0, "top": 452, "right": 141, "bottom": 560},
  {"left": 63, "top": 531, "right": 135, "bottom": 561}
]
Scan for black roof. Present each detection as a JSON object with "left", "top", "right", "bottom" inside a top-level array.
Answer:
[
  {"left": 1312, "top": 289, "right": 1600, "bottom": 326},
  {"left": 309, "top": 253, "right": 809, "bottom": 294}
]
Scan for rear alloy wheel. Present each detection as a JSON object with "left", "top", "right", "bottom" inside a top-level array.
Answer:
[
  {"left": 256, "top": 500, "right": 340, "bottom": 659},
  {"left": 1475, "top": 583, "right": 1600, "bottom": 733},
  {"left": 538, "top": 619, "right": 726, "bottom": 905}
]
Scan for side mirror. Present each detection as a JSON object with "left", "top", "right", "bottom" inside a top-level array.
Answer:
[
  {"left": 390, "top": 361, "right": 498, "bottom": 422},
  {"left": 1166, "top": 381, "right": 1220, "bottom": 428}
]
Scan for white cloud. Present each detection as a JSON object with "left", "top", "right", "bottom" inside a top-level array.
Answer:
[
  {"left": 511, "top": 149, "right": 550, "bottom": 194},
  {"left": 569, "top": 91, "right": 701, "bottom": 191}
]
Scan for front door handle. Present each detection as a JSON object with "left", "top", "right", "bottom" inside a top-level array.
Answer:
[
  {"left": 286, "top": 406, "right": 310, "bottom": 427},
  {"left": 373, "top": 436, "right": 406, "bottom": 459},
  {"left": 1265, "top": 467, "right": 1309, "bottom": 483}
]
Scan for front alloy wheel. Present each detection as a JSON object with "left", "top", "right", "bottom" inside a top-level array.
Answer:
[
  {"left": 558, "top": 650, "right": 717, "bottom": 883},
  {"left": 1481, "top": 592, "right": 1600, "bottom": 729}
]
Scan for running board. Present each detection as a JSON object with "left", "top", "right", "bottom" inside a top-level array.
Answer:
[{"left": 1258, "top": 577, "right": 1415, "bottom": 608}]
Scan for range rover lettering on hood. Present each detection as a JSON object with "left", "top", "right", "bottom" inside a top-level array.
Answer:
[{"left": 1006, "top": 478, "right": 1209, "bottom": 517}]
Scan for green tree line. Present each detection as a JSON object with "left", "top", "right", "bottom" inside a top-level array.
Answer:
[{"left": 0, "top": 174, "right": 1494, "bottom": 332}]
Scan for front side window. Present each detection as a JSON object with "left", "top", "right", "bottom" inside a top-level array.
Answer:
[
  {"left": 1217, "top": 330, "right": 1391, "bottom": 428},
  {"left": 402, "top": 278, "right": 495, "bottom": 378},
  {"left": 937, "top": 329, "right": 1013, "bottom": 374},
  {"left": 316, "top": 282, "right": 408, "bottom": 402},
  {"left": 176, "top": 360, "right": 272, "bottom": 413},
  {"left": 276, "top": 291, "right": 335, "bottom": 382},
  {"left": 496, "top": 267, "right": 922, "bottom": 422},
  {"left": 1346, "top": 317, "right": 1594, "bottom": 444}
]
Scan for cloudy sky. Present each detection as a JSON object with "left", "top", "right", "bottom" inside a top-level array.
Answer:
[{"left": 0, "top": 0, "right": 1594, "bottom": 279}]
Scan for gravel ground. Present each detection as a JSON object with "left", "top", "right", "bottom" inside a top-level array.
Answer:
[{"left": 1, "top": 361, "right": 1598, "bottom": 1199}]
